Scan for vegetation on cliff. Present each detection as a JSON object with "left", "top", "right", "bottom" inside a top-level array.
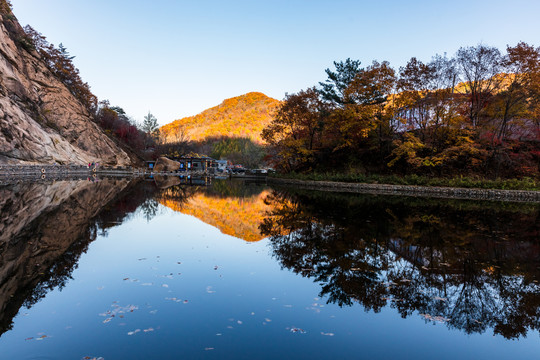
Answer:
[{"left": 0, "top": 4, "right": 154, "bottom": 162}]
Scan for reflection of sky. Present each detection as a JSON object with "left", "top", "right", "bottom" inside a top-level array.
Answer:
[{"left": 2, "top": 204, "right": 540, "bottom": 359}]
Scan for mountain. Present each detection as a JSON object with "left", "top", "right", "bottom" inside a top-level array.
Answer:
[
  {"left": 0, "top": 5, "right": 131, "bottom": 165},
  {"left": 160, "top": 92, "right": 280, "bottom": 144}
]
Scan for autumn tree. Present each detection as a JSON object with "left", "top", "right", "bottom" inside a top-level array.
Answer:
[
  {"left": 262, "top": 88, "right": 328, "bottom": 171},
  {"left": 489, "top": 42, "right": 540, "bottom": 141},
  {"left": 456, "top": 44, "right": 503, "bottom": 128},
  {"left": 331, "top": 60, "right": 396, "bottom": 163}
]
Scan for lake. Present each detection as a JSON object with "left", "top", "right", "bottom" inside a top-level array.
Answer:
[{"left": 0, "top": 176, "right": 539, "bottom": 359}]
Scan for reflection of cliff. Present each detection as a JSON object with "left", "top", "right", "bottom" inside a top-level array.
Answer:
[
  {"left": 0, "top": 178, "right": 149, "bottom": 336},
  {"left": 159, "top": 187, "right": 271, "bottom": 242},
  {"left": 261, "top": 189, "right": 540, "bottom": 339}
]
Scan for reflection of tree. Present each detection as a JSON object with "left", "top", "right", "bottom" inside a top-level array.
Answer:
[
  {"left": 261, "top": 189, "right": 540, "bottom": 339},
  {"left": 139, "top": 199, "right": 159, "bottom": 222}
]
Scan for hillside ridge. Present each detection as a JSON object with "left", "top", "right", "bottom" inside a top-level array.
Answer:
[{"left": 160, "top": 92, "right": 280, "bottom": 144}]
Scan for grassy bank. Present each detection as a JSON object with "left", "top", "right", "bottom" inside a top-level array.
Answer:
[{"left": 271, "top": 172, "right": 540, "bottom": 191}]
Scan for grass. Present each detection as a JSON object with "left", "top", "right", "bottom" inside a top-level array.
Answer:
[{"left": 271, "top": 172, "right": 540, "bottom": 191}]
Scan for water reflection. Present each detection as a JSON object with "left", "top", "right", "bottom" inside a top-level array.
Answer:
[
  {"left": 0, "top": 177, "right": 266, "bottom": 337},
  {"left": 157, "top": 178, "right": 271, "bottom": 241},
  {"left": 0, "top": 178, "right": 157, "bottom": 336},
  {"left": 260, "top": 189, "right": 540, "bottom": 339},
  {"left": 1, "top": 176, "right": 539, "bottom": 345}
]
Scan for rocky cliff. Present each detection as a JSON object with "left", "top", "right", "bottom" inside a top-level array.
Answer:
[{"left": 0, "top": 9, "right": 131, "bottom": 165}]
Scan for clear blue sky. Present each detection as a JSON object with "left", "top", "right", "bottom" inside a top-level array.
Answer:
[{"left": 11, "top": 0, "right": 540, "bottom": 126}]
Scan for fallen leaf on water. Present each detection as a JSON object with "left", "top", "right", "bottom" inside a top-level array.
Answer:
[
  {"left": 123, "top": 278, "right": 129, "bottom": 281},
  {"left": 289, "top": 327, "right": 306, "bottom": 334},
  {"left": 141, "top": 283, "right": 153, "bottom": 286},
  {"left": 265, "top": 318, "right": 272, "bottom": 322},
  {"left": 205, "top": 348, "right": 214, "bottom": 351},
  {"left": 237, "top": 321, "right": 243, "bottom": 325},
  {"left": 143, "top": 328, "right": 154, "bottom": 333},
  {"left": 149, "top": 310, "right": 158, "bottom": 314},
  {"left": 138, "top": 258, "right": 147, "bottom": 261},
  {"left": 183, "top": 300, "right": 189, "bottom": 304},
  {"left": 127, "top": 329, "right": 141, "bottom": 336},
  {"left": 162, "top": 284, "right": 169, "bottom": 288},
  {"left": 24, "top": 337, "right": 33, "bottom": 341},
  {"left": 102, "top": 318, "right": 112, "bottom": 324},
  {"left": 283, "top": 305, "right": 293, "bottom": 308},
  {"left": 321, "top": 332, "right": 335, "bottom": 336},
  {"left": 434, "top": 296, "right": 447, "bottom": 302},
  {"left": 35, "top": 335, "right": 47, "bottom": 340},
  {"left": 214, "top": 266, "right": 219, "bottom": 270}
]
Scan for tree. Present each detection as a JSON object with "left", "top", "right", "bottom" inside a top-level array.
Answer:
[
  {"left": 142, "top": 111, "right": 159, "bottom": 149},
  {"left": 456, "top": 44, "right": 503, "bottom": 128},
  {"left": 262, "top": 88, "right": 328, "bottom": 171},
  {"left": 491, "top": 42, "right": 540, "bottom": 141},
  {"left": 142, "top": 111, "right": 159, "bottom": 134},
  {"left": 318, "top": 58, "right": 362, "bottom": 106}
]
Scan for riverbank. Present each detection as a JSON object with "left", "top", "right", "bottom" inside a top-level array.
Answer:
[{"left": 268, "top": 177, "right": 540, "bottom": 203}]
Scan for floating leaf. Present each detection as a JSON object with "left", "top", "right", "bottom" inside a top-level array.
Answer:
[{"left": 289, "top": 327, "right": 306, "bottom": 334}]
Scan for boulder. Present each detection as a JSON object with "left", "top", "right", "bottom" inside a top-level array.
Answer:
[{"left": 153, "top": 157, "right": 180, "bottom": 172}]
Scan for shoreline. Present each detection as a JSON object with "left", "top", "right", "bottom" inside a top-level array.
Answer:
[{"left": 267, "top": 177, "right": 540, "bottom": 203}]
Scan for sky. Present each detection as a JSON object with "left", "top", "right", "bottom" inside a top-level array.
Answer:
[{"left": 11, "top": 0, "right": 540, "bottom": 126}]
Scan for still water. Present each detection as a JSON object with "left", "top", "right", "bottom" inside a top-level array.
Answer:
[{"left": 0, "top": 177, "right": 539, "bottom": 359}]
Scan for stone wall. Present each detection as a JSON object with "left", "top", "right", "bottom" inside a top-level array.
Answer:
[{"left": 268, "top": 177, "right": 540, "bottom": 203}]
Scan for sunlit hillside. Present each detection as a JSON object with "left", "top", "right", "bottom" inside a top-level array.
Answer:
[
  {"left": 159, "top": 190, "right": 272, "bottom": 242},
  {"left": 160, "top": 92, "right": 280, "bottom": 144}
]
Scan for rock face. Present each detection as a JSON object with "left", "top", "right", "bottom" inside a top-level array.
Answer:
[
  {"left": 0, "top": 12, "right": 131, "bottom": 165},
  {"left": 153, "top": 157, "right": 180, "bottom": 172}
]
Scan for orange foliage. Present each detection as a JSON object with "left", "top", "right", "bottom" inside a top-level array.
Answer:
[
  {"left": 159, "top": 190, "right": 273, "bottom": 242},
  {"left": 160, "top": 92, "right": 280, "bottom": 144}
]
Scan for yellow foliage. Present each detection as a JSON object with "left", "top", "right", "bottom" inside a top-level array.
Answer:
[
  {"left": 159, "top": 190, "right": 273, "bottom": 242},
  {"left": 160, "top": 92, "right": 280, "bottom": 144}
]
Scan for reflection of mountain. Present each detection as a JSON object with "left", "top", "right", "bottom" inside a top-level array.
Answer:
[
  {"left": 0, "top": 178, "right": 155, "bottom": 336},
  {"left": 160, "top": 190, "right": 272, "bottom": 242},
  {"left": 261, "top": 189, "right": 540, "bottom": 339}
]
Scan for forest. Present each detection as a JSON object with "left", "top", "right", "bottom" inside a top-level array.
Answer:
[{"left": 262, "top": 43, "right": 540, "bottom": 179}]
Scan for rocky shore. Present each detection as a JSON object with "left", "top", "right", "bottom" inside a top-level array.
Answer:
[{"left": 268, "top": 177, "right": 540, "bottom": 203}]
